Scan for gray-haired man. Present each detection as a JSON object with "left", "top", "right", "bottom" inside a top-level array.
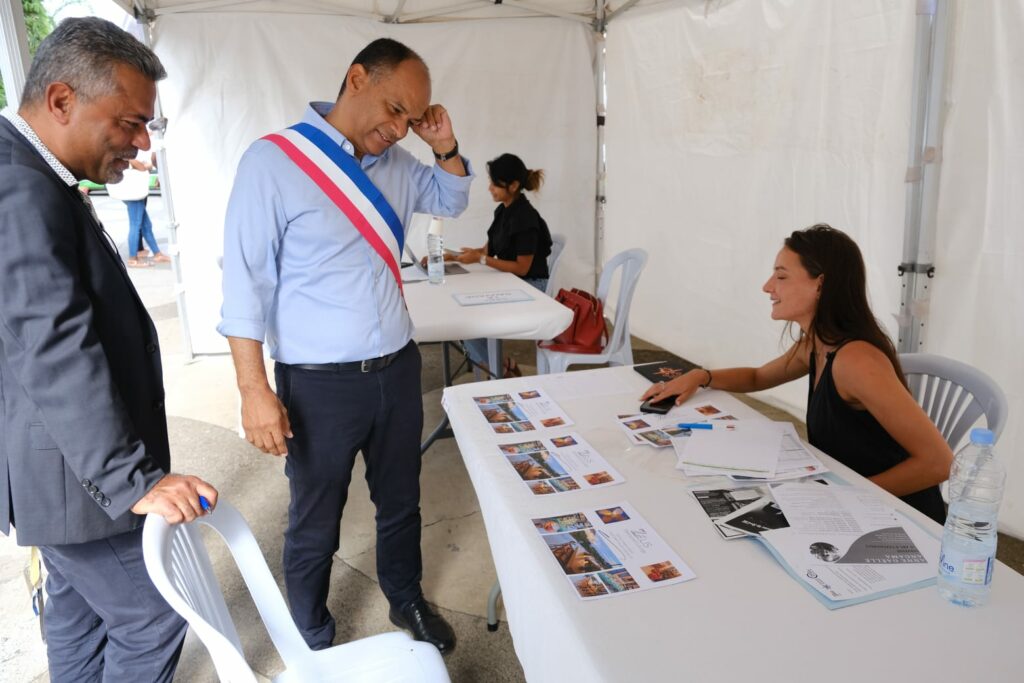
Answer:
[{"left": 0, "top": 17, "right": 217, "bottom": 681}]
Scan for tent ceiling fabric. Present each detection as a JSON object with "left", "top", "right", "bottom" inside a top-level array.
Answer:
[{"left": 117, "top": 0, "right": 658, "bottom": 24}]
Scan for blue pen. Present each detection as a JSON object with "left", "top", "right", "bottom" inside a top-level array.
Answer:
[
  {"left": 199, "top": 495, "right": 212, "bottom": 512},
  {"left": 676, "top": 423, "right": 713, "bottom": 430}
]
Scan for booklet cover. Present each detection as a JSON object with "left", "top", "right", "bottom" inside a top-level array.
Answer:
[
  {"left": 632, "top": 360, "right": 691, "bottom": 384},
  {"left": 532, "top": 502, "right": 696, "bottom": 600},
  {"left": 759, "top": 483, "right": 940, "bottom": 608}
]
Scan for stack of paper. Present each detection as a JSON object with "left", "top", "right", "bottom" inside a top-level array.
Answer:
[{"left": 673, "top": 421, "right": 828, "bottom": 482}]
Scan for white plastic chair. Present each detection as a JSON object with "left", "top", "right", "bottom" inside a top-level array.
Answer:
[
  {"left": 536, "top": 248, "right": 648, "bottom": 374},
  {"left": 901, "top": 352, "right": 1008, "bottom": 450},
  {"left": 142, "top": 500, "right": 450, "bottom": 683},
  {"left": 544, "top": 233, "right": 566, "bottom": 297}
]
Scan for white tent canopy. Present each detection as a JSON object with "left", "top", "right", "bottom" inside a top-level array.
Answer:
[{"left": 2, "top": 0, "right": 1022, "bottom": 535}]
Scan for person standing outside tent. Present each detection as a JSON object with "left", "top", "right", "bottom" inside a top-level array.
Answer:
[
  {"left": 107, "top": 148, "right": 170, "bottom": 266},
  {"left": 0, "top": 17, "right": 218, "bottom": 682},
  {"left": 219, "top": 38, "right": 472, "bottom": 654}
]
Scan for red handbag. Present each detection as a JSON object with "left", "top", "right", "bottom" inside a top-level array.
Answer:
[{"left": 539, "top": 288, "right": 607, "bottom": 354}]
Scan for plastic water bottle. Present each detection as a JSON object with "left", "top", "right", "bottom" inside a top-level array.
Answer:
[
  {"left": 427, "top": 216, "right": 445, "bottom": 285},
  {"left": 937, "top": 428, "right": 1005, "bottom": 606}
]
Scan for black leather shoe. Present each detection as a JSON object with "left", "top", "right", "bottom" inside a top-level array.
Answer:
[{"left": 389, "top": 597, "right": 456, "bottom": 655}]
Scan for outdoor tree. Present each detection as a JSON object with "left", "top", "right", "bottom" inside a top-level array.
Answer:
[{"left": 0, "top": 0, "right": 55, "bottom": 108}]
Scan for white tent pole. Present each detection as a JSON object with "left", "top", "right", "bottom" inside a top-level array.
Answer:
[
  {"left": 0, "top": 0, "right": 31, "bottom": 110},
  {"left": 897, "top": 0, "right": 950, "bottom": 353},
  {"left": 592, "top": 0, "right": 606, "bottom": 291},
  {"left": 137, "top": 3, "right": 196, "bottom": 359}
]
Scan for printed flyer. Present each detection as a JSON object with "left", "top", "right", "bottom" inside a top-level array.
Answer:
[
  {"left": 532, "top": 502, "right": 696, "bottom": 599},
  {"left": 473, "top": 388, "right": 574, "bottom": 435},
  {"left": 498, "top": 433, "right": 623, "bottom": 495},
  {"left": 761, "top": 483, "right": 939, "bottom": 604}
]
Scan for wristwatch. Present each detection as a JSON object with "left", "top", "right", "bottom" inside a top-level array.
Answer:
[{"left": 434, "top": 139, "right": 459, "bottom": 162}]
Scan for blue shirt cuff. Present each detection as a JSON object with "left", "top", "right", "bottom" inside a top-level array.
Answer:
[{"left": 217, "top": 318, "right": 266, "bottom": 342}]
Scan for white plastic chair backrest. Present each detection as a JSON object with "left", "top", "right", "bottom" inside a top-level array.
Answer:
[
  {"left": 545, "top": 234, "right": 566, "bottom": 296},
  {"left": 143, "top": 509, "right": 255, "bottom": 683},
  {"left": 900, "top": 352, "right": 1008, "bottom": 450},
  {"left": 595, "top": 248, "right": 648, "bottom": 353},
  {"left": 143, "top": 501, "right": 313, "bottom": 679}
]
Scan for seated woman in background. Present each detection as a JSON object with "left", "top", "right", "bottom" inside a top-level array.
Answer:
[
  {"left": 452, "top": 153, "right": 553, "bottom": 376},
  {"left": 642, "top": 224, "right": 952, "bottom": 522}
]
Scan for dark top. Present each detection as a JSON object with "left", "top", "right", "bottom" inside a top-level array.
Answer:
[
  {"left": 486, "top": 195, "right": 552, "bottom": 280},
  {"left": 807, "top": 342, "right": 946, "bottom": 524}
]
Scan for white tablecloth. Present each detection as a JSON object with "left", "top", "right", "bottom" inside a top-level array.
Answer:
[
  {"left": 444, "top": 366, "right": 1024, "bottom": 683},
  {"left": 406, "top": 265, "right": 571, "bottom": 343}
]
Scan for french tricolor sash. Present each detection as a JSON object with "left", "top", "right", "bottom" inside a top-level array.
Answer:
[{"left": 261, "top": 122, "right": 405, "bottom": 294}]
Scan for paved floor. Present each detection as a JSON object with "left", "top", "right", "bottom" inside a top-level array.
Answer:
[{"left": 1, "top": 196, "right": 1021, "bottom": 681}]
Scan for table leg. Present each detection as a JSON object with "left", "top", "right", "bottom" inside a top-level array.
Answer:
[
  {"left": 487, "top": 579, "right": 502, "bottom": 632},
  {"left": 487, "top": 338, "right": 503, "bottom": 379},
  {"left": 420, "top": 341, "right": 456, "bottom": 454}
]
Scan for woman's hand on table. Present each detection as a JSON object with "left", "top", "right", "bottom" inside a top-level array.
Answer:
[
  {"left": 640, "top": 369, "right": 706, "bottom": 406},
  {"left": 456, "top": 247, "right": 483, "bottom": 264}
]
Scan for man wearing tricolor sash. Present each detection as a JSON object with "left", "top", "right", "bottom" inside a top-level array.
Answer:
[{"left": 218, "top": 38, "right": 472, "bottom": 654}]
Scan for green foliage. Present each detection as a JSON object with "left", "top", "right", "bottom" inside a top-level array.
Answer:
[{"left": 0, "top": 0, "right": 55, "bottom": 109}]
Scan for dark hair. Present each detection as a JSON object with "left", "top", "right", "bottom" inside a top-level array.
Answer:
[
  {"left": 487, "top": 153, "right": 544, "bottom": 194},
  {"left": 784, "top": 224, "right": 906, "bottom": 387},
  {"left": 337, "top": 38, "right": 426, "bottom": 97},
  {"left": 21, "top": 17, "right": 165, "bottom": 107}
]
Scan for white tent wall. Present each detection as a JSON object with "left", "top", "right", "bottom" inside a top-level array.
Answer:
[
  {"left": 604, "top": 0, "right": 914, "bottom": 411},
  {"left": 928, "top": 1, "right": 1024, "bottom": 537},
  {"left": 605, "top": 0, "right": 1024, "bottom": 538},
  {"left": 150, "top": 13, "right": 596, "bottom": 354}
]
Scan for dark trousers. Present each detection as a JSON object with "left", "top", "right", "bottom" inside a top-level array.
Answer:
[
  {"left": 39, "top": 527, "right": 187, "bottom": 683},
  {"left": 275, "top": 341, "right": 425, "bottom": 650}
]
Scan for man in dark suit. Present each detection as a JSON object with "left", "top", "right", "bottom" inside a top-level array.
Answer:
[{"left": 0, "top": 18, "right": 218, "bottom": 682}]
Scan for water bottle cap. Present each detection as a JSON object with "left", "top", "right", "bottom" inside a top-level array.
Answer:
[
  {"left": 969, "top": 428, "right": 994, "bottom": 446},
  {"left": 427, "top": 216, "right": 443, "bottom": 235}
]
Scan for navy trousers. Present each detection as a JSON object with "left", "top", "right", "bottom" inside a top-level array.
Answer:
[
  {"left": 275, "top": 340, "right": 425, "bottom": 650},
  {"left": 39, "top": 527, "right": 187, "bottom": 683}
]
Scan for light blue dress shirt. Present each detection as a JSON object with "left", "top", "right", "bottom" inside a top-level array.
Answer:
[{"left": 218, "top": 102, "right": 474, "bottom": 363}]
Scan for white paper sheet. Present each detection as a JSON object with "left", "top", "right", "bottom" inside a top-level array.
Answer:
[
  {"left": 453, "top": 289, "right": 534, "bottom": 306},
  {"left": 532, "top": 501, "right": 696, "bottom": 600},
  {"left": 674, "top": 421, "right": 784, "bottom": 478}
]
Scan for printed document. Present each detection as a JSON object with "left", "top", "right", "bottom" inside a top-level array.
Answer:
[
  {"left": 497, "top": 433, "right": 623, "bottom": 495},
  {"left": 472, "top": 388, "right": 573, "bottom": 435},
  {"left": 761, "top": 483, "right": 939, "bottom": 603},
  {"left": 532, "top": 502, "right": 696, "bottom": 600}
]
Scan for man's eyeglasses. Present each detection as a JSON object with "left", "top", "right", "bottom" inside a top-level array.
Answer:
[{"left": 147, "top": 117, "right": 168, "bottom": 134}]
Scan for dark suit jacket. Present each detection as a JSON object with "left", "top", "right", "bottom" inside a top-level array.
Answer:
[{"left": 0, "top": 117, "right": 169, "bottom": 546}]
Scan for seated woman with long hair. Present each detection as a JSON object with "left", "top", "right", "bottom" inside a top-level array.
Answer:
[{"left": 642, "top": 224, "right": 952, "bottom": 522}]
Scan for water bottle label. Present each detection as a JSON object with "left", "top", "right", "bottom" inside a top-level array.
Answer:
[{"left": 939, "top": 548, "right": 993, "bottom": 586}]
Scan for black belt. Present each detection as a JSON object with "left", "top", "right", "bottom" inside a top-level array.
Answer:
[{"left": 286, "top": 344, "right": 407, "bottom": 374}]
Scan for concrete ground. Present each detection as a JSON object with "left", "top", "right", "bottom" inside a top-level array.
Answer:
[{"left": 1, "top": 195, "right": 1022, "bottom": 682}]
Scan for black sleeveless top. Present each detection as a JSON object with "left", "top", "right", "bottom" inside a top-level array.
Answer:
[{"left": 807, "top": 343, "right": 946, "bottom": 523}]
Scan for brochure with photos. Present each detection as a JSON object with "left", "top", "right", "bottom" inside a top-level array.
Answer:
[
  {"left": 532, "top": 502, "right": 696, "bottom": 600},
  {"left": 497, "top": 433, "right": 623, "bottom": 496},
  {"left": 472, "top": 388, "right": 573, "bottom": 435}
]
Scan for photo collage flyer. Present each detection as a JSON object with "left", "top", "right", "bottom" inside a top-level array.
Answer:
[
  {"left": 532, "top": 502, "right": 696, "bottom": 600},
  {"left": 616, "top": 401, "right": 737, "bottom": 448},
  {"left": 498, "top": 432, "right": 624, "bottom": 496},
  {"left": 473, "top": 388, "right": 574, "bottom": 435}
]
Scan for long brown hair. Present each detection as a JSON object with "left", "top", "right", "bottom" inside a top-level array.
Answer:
[{"left": 785, "top": 224, "right": 907, "bottom": 387}]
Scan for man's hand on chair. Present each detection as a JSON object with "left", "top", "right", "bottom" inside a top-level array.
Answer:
[{"left": 132, "top": 474, "right": 219, "bottom": 524}]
